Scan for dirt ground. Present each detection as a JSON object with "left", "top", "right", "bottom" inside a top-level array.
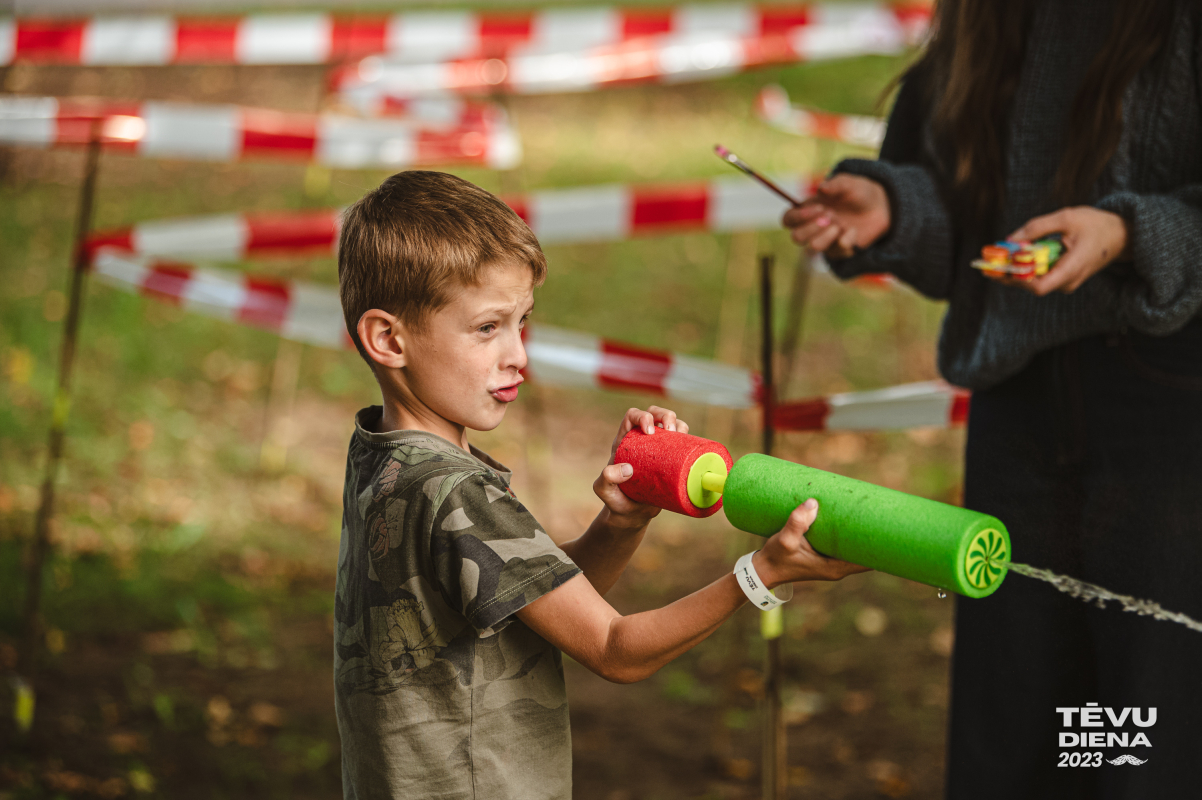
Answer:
[{"left": 1, "top": 556, "right": 956, "bottom": 800}]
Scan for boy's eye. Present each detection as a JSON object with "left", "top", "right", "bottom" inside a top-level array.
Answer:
[{"left": 478, "top": 324, "right": 496, "bottom": 334}]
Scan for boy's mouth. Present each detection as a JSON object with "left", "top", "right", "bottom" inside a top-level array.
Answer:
[{"left": 489, "top": 379, "right": 522, "bottom": 403}]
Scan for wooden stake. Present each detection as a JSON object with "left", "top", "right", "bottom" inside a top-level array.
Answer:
[
  {"left": 19, "top": 126, "right": 103, "bottom": 717},
  {"left": 759, "top": 254, "right": 786, "bottom": 800},
  {"left": 777, "top": 250, "right": 814, "bottom": 398},
  {"left": 760, "top": 255, "right": 776, "bottom": 456},
  {"left": 259, "top": 338, "right": 304, "bottom": 473}
]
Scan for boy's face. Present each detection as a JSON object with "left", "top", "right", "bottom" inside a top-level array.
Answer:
[{"left": 400, "top": 260, "right": 534, "bottom": 433}]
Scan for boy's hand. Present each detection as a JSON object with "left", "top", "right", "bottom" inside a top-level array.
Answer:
[
  {"left": 594, "top": 406, "right": 689, "bottom": 527},
  {"left": 752, "top": 499, "right": 871, "bottom": 588}
]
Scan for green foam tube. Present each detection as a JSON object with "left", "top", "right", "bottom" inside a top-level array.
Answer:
[{"left": 722, "top": 454, "right": 1010, "bottom": 598}]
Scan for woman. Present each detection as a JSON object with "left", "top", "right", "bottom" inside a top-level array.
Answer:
[{"left": 784, "top": 1, "right": 1202, "bottom": 797}]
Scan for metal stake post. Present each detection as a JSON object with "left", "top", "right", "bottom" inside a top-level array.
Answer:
[
  {"left": 16, "top": 125, "right": 103, "bottom": 730},
  {"left": 759, "top": 254, "right": 786, "bottom": 799}
]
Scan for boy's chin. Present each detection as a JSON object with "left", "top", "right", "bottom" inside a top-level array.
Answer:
[{"left": 463, "top": 406, "right": 508, "bottom": 433}]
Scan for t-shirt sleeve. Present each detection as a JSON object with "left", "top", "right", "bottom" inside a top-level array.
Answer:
[{"left": 428, "top": 471, "right": 581, "bottom": 635}]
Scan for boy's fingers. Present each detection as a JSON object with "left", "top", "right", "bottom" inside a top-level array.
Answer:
[
  {"left": 677, "top": 419, "right": 689, "bottom": 435},
  {"left": 594, "top": 466, "right": 635, "bottom": 503},
  {"left": 621, "top": 408, "right": 655, "bottom": 434},
  {"left": 645, "top": 405, "right": 686, "bottom": 433},
  {"left": 832, "top": 559, "right": 873, "bottom": 577},
  {"left": 603, "top": 463, "right": 634, "bottom": 485},
  {"left": 620, "top": 407, "right": 688, "bottom": 437},
  {"left": 781, "top": 499, "right": 819, "bottom": 543}
]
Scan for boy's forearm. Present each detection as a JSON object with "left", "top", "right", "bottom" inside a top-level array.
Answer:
[
  {"left": 558, "top": 508, "right": 649, "bottom": 596},
  {"left": 518, "top": 567, "right": 751, "bottom": 684},
  {"left": 597, "top": 572, "right": 745, "bottom": 683}
]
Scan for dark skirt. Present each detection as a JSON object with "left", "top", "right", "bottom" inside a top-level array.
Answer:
[{"left": 945, "top": 318, "right": 1202, "bottom": 799}]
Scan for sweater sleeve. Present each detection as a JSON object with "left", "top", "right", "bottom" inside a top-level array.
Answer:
[
  {"left": 1094, "top": 188, "right": 1202, "bottom": 334},
  {"left": 822, "top": 66, "right": 958, "bottom": 301}
]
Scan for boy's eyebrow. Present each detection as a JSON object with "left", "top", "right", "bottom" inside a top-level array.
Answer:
[{"left": 473, "top": 300, "right": 534, "bottom": 318}]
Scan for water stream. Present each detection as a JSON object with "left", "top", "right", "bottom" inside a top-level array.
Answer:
[{"left": 1005, "top": 561, "right": 1202, "bottom": 634}]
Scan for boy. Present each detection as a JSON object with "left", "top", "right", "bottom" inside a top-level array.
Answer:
[{"left": 335, "top": 170, "right": 866, "bottom": 799}]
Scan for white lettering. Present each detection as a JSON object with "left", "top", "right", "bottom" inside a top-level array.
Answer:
[
  {"left": 1080, "top": 705, "right": 1103, "bottom": 727},
  {"left": 1105, "top": 707, "right": 1131, "bottom": 727},
  {"left": 1088, "top": 732, "right": 1105, "bottom": 747},
  {"left": 1056, "top": 707, "right": 1077, "bottom": 726},
  {"left": 1059, "top": 732, "right": 1079, "bottom": 747},
  {"left": 1107, "top": 732, "right": 1128, "bottom": 747},
  {"left": 1132, "top": 732, "right": 1152, "bottom": 747},
  {"left": 1133, "top": 708, "right": 1157, "bottom": 727}
]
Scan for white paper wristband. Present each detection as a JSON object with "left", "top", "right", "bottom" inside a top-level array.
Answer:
[{"left": 734, "top": 551, "right": 791, "bottom": 609}]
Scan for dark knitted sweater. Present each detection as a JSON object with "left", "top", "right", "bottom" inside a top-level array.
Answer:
[{"left": 830, "top": 0, "right": 1202, "bottom": 390}]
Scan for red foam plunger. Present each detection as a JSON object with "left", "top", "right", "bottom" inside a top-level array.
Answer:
[{"left": 615, "top": 428, "right": 733, "bottom": 518}]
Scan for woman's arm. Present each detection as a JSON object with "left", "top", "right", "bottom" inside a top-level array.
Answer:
[
  {"left": 784, "top": 64, "right": 960, "bottom": 301},
  {"left": 1002, "top": 188, "right": 1202, "bottom": 336},
  {"left": 1095, "top": 188, "right": 1202, "bottom": 334}
]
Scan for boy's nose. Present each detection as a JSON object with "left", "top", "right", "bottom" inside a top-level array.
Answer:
[{"left": 505, "top": 333, "right": 528, "bottom": 372}]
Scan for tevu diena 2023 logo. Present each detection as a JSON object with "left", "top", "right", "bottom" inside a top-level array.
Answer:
[{"left": 1056, "top": 703, "right": 1154, "bottom": 767}]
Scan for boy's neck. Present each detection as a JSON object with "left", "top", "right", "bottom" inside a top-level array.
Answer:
[{"left": 378, "top": 395, "right": 471, "bottom": 452}]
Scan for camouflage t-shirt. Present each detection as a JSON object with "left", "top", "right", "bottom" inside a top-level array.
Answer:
[{"left": 335, "top": 407, "right": 582, "bottom": 800}]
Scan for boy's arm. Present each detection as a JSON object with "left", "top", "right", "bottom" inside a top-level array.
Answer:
[
  {"left": 518, "top": 500, "right": 869, "bottom": 684},
  {"left": 556, "top": 406, "right": 679, "bottom": 596}
]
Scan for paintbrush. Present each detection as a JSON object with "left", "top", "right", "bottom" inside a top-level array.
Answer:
[{"left": 713, "top": 144, "right": 803, "bottom": 206}]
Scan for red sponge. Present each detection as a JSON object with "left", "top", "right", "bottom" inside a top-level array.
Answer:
[{"left": 614, "top": 428, "right": 734, "bottom": 518}]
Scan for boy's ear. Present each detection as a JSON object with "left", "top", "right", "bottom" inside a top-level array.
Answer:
[{"left": 357, "top": 309, "right": 407, "bottom": 369}]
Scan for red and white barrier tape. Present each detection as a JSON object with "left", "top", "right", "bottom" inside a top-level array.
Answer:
[
  {"left": 773, "top": 381, "right": 969, "bottom": 431},
  {"left": 332, "top": 6, "right": 924, "bottom": 100},
  {"left": 91, "top": 250, "right": 957, "bottom": 421},
  {"left": 85, "top": 174, "right": 823, "bottom": 260},
  {"left": 90, "top": 250, "right": 761, "bottom": 408},
  {"left": 0, "top": 4, "right": 930, "bottom": 66},
  {"left": 0, "top": 95, "right": 521, "bottom": 168},
  {"left": 756, "top": 84, "right": 884, "bottom": 147},
  {"left": 330, "top": 94, "right": 503, "bottom": 126}
]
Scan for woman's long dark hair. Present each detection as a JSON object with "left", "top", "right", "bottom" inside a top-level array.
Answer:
[{"left": 914, "top": 0, "right": 1175, "bottom": 229}]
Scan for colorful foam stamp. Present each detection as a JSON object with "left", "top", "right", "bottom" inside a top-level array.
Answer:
[
  {"left": 616, "top": 429, "right": 1010, "bottom": 598},
  {"left": 971, "top": 234, "right": 1063, "bottom": 280}
]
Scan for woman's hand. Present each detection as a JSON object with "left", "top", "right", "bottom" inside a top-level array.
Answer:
[
  {"left": 996, "top": 206, "right": 1130, "bottom": 295},
  {"left": 782, "top": 174, "right": 892, "bottom": 259},
  {"left": 593, "top": 406, "right": 687, "bottom": 527}
]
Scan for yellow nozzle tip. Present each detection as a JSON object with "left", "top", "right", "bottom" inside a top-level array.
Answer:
[
  {"left": 687, "top": 453, "right": 727, "bottom": 509},
  {"left": 701, "top": 471, "right": 727, "bottom": 494}
]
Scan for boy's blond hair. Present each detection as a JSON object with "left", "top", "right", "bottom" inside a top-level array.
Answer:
[{"left": 338, "top": 171, "right": 547, "bottom": 360}]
